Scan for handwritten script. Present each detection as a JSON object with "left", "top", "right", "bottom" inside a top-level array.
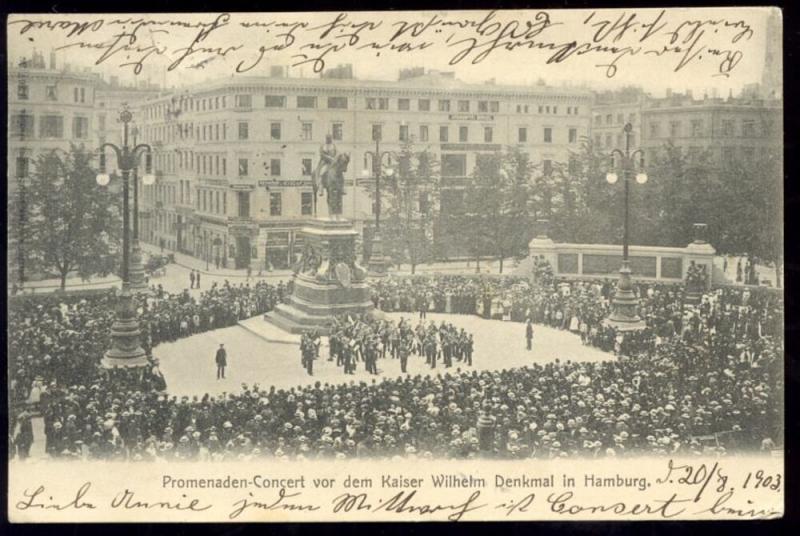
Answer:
[
  {"left": 12, "top": 458, "right": 783, "bottom": 521},
  {"left": 9, "top": 10, "right": 755, "bottom": 78}
]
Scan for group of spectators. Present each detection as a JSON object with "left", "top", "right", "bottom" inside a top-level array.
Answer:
[
  {"left": 320, "top": 314, "right": 474, "bottom": 376},
  {"left": 8, "top": 270, "right": 783, "bottom": 461},
  {"left": 8, "top": 280, "right": 287, "bottom": 458}
]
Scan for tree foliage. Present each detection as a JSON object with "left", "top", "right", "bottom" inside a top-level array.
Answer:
[
  {"left": 19, "top": 145, "right": 121, "bottom": 289},
  {"left": 364, "top": 139, "right": 440, "bottom": 274}
]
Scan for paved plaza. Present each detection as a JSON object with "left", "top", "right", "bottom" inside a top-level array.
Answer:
[{"left": 156, "top": 312, "right": 612, "bottom": 398}]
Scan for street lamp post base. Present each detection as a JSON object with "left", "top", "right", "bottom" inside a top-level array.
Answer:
[
  {"left": 604, "top": 261, "right": 646, "bottom": 332},
  {"left": 367, "top": 231, "right": 390, "bottom": 278},
  {"left": 101, "top": 288, "right": 148, "bottom": 369},
  {"left": 128, "top": 239, "right": 151, "bottom": 295}
]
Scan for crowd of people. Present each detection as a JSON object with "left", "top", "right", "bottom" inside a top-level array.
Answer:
[
  {"left": 8, "top": 279, "right": 287, "bottom": 458},
  {"left": 8, "top": 269, "right": 783, "bottom": 461},
  {"left": 313, "top": 314, "right": 474, "bottom": 377}
]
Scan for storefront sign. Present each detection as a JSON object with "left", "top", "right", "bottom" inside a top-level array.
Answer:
[
  {"left": 258, "top": 179, "right": 313, "bottom": 188},
  {"left": 448, "top": 113, "right": 495, "bottom": 121}
]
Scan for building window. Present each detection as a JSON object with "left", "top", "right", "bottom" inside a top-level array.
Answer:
[
  {"left": 366, "top": 97, "right": 377, "bottom": 110},
  {"left": 606, "top": 114, "right": 613, "bottom": 124},
  {"left": 327, "top": 96, "right": 348, "bottom": 109},
  {"left": 216, "top": 191, "right": 221, "bottom": 213},
  {"left": 270, "top": 192, "right": 282, "bottom": 216},
  {"left": 332, "top": 122, "right": 343, "bottom": 141},
  {"left": 39, "top": 115, "right": 64, "bottom": 138},
  {"left": 222, "top": 158, "right": 227, "bottom": 176},
  {"left": 238, "top": 158, "right": 248, "bottom": 176},
  {"left": 544, "top": 127, "right": 552, "bottom": 143},
  {"left": 484, "top": 126, "right": 493, "bottom": 143},
  {"left": 265, "top": 95, "right": 286, "bottom": 107},
  {"left": 223, "top": 192, "right": 227, "bottom": 214},
  {"left": 398, "top": 98, "right": 410, "bottom": 111},
  {"left": 722, "top": 120, "right": 735, "bottom": 137},
  {"left": 478, "top": 101, "right": 489, "bottom": 113},
  {"left": 458, "top": 100, "right": 470, "bottom": 112},
  {"left": 238, "top": 121, "right": 249, "bottom": 140},
  {"left": 270, "top": 158, "right": 281, "bottom": 176},
  {"left": 378, "top": 97, "right": 389, "bottom": 110},
  {"left": 372, "top": 124, "right": 382, "bottom": 142},
  {"left": 691, "top": 119, "right": 703, "bottom": 137},
  {"left": 490, "top": 101, "right": 500, "bottom": 113},
  {"left": 605, "top": 134, "right": 613, "bottom": 148},
  {"left": 301, "top": 122, "right": 312, "bottom": 141},
  {"left": 16, "top": 155, "right": 29, "bottom": 178},
  {"left": 419, "top": 192, "right": 430, "bottom": 215},
  {"left": 270, "top": 122, "right": 282, "bottom": 141},
  {"left": 10, "top": 114, "right": 34, "bottom": 138},
  {"left": 650, "top": 122, "right": 660, "bottom": 137},
  {"left": 568, "top": 128, "right": 577, "bottom": 143},
  {"left": 17, "top": 82, "right": 28, "bottom": 100},
  {"left": 518, "top": 127, "right": 527, "bottom": 143},
  {"left": 543, "top": 159, "right": 553, "bottom": 176},
  {"left": 438, "top": 99, "right": 450, "bottom": 112},
  {"left": 297, "top": 96, "right": 317, "bottom": 108},
  {"left": 301, "top": 192, "right": 313, "bottom": 215},
  {"left": 594, "top": 134, "right": 602, "bottom": 148},
  {"left": 439, "top": 126, "right": 449, "bottom": 142},
  {"left": 238, "top": 192, "right": 250, "bottom": 218},
  {"left": 46, "top": 85, "right": 58, "bottom": 101},
  {"left": 400, "top": 124, "right": 409, "bottom": 142},
  {"left": 302, "top": 158, "right": 313, "bottom": 175},
  {"left": 669, "top": 121, "right": 681, "bottom": 138},
  {"left": 420, "top": 125, "right": 429, "bottom": 142},
  {"left": 235, "top": 94, "right": 252, "bottom": 108},
  {"left": 742, "top": 120, "right": 756, "bottom": 137},
  {"left": 72, "top": 116, "right": 89, "bottom": 139},
  {"left": 722, "top": 146, "right": 736, "bottom": 165},
  {"left": 459, "top": 126, "right": 468, "bottom": 142},
  {"left": 418, "top": 99, "right": 430, "bottom": 111}
]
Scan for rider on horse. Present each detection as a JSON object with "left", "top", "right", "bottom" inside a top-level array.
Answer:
[{"left": 313, "top": 134, "right": 337, "bottom": 199}]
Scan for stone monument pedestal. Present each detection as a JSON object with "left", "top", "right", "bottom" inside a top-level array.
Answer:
[{"left": 265, "top": 218, "right": 377, "bottom": 334}]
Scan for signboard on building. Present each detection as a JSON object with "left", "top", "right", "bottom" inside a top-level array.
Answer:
[
  {"left": 258, "top": 179, "right": 313, "bottom": 188},
  {"left": 448, "top": 113, "right": 495, "bottom": 121}
]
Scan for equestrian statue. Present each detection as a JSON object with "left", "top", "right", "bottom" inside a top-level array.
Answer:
[{"left": 312, "top": 134, "right": 350, "bottom": 218}]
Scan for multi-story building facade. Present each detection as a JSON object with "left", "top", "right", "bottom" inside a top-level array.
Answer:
[
  {"left": 640, "top": 89, "right": 782, "bottom": 168},
  {"left": 8, "top": 51, "right": 101, "bottom": 182},
  {"left": 591, "top": 87, "right": 646, "bottom": 153},
  {"left": 133, "top": 69, "right": 593, "bottom": 269},
  {"left": 6, "top": 51, "right": 160, "bottom": 283}
]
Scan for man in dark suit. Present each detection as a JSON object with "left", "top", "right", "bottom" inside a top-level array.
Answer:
[
  {"left": 526, "top": 319, "right": 534, "bottom": 351},
  {"left": 215, "top": 343, "right": 227, "bottom": 379}
]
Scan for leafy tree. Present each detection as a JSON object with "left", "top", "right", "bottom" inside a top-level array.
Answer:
[
  {"left": 463, "top": 150, "right": 528, "bottom": 273},
  {"left": 363, "top": 139, "right": 440, "bottom": 274},
  {"left": 708, "top": 148, "right": 783, "bottom": 286},
  {"left": 21, "top": 145, "right": 121, "bottom": 290}
]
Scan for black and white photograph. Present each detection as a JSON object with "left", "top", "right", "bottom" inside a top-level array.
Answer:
[{"left": 6, "top": 7, "right": 784, "bottom": 521}]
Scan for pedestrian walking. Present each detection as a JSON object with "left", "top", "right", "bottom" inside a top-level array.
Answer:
[
  {"left": 215, "top": 343, "right": 227, "bottom": 379},
  {"left": 190, "top": 270, "right": 196, "bottom": 289},
  {"left": 196, "top": 271, "right": 201, "bottom": 289}
]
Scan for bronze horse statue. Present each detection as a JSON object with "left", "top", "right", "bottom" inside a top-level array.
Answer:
[{"left": 317, "top": 153, "right": 350, "bottom": 218}]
